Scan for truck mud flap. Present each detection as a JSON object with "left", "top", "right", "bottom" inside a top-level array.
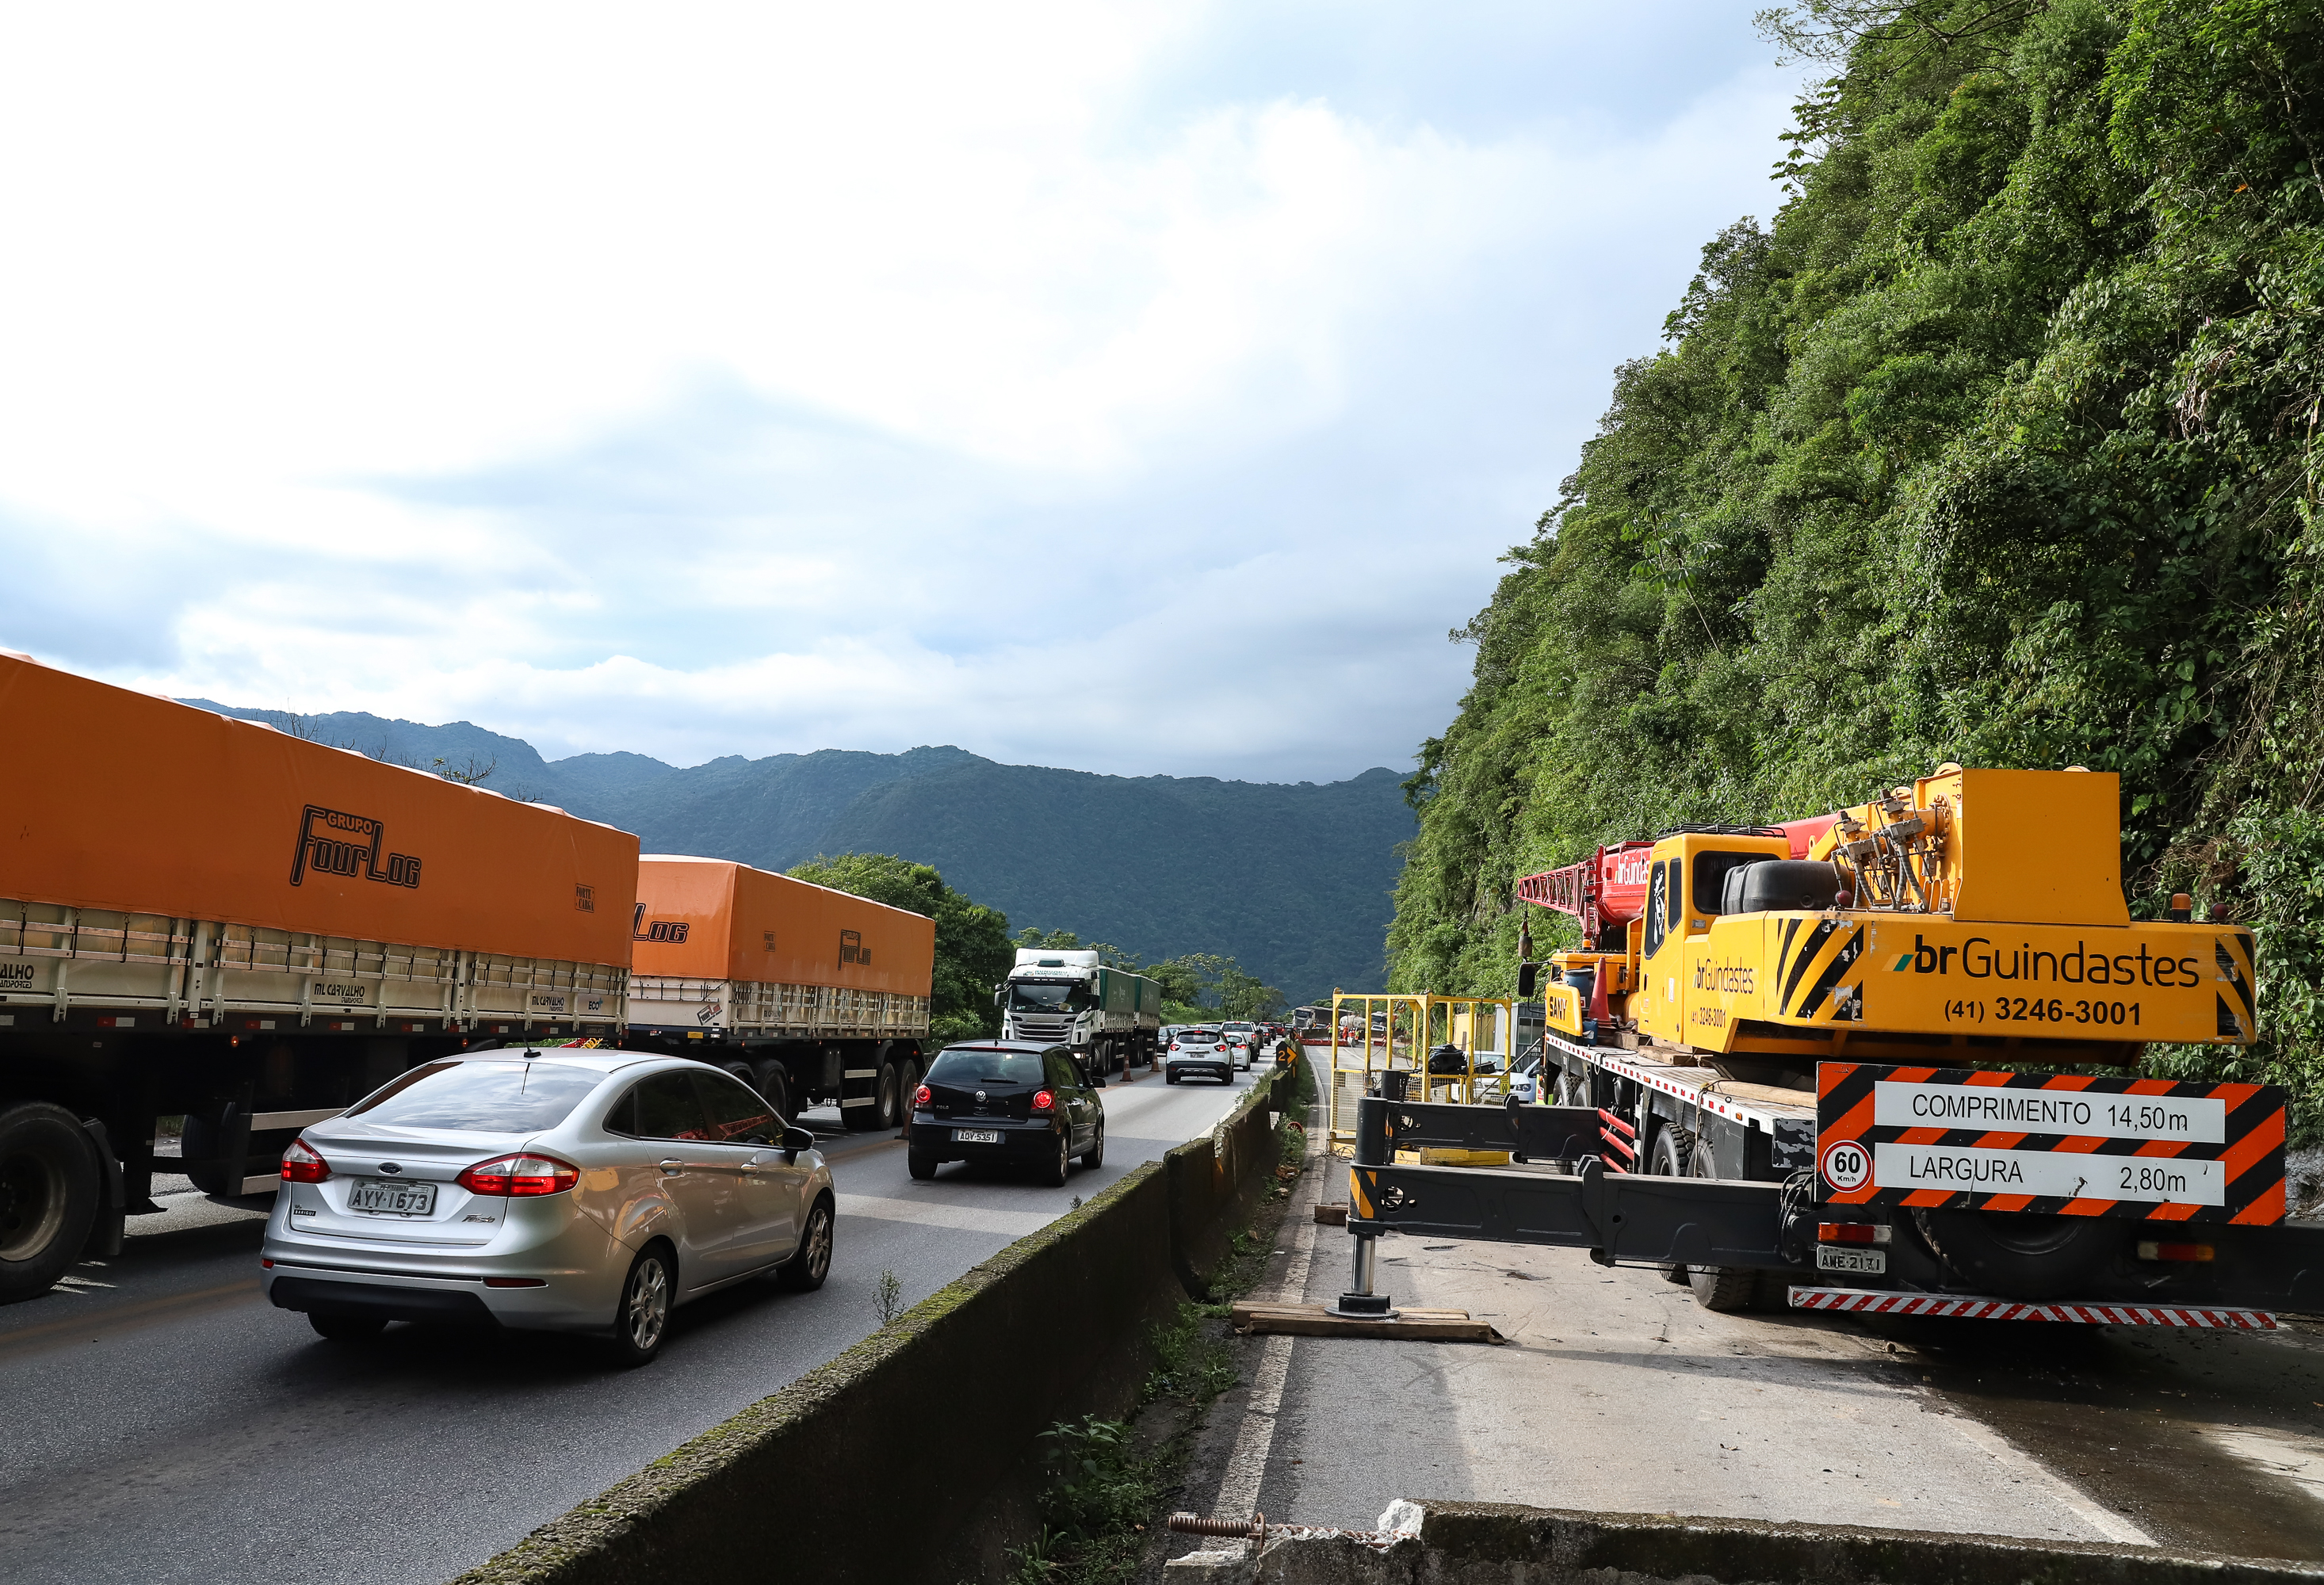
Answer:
[{"left": 1348, "top": 1155, "right": 1791, "bottom": 1271}]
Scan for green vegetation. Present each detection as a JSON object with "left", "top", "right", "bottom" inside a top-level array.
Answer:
[
  {"left": 1008, "top": 1060, "right": 1313, "bottom": 1585},
  {"left": 1012, "top": 927, "right": 1289, "bottom": 1022},
  {"left": 785, "top": 853, "right": 1012, "bottom": 1043},
  {"left": 1387, "top": 0, "right": 2324, "bottom": 1132}
]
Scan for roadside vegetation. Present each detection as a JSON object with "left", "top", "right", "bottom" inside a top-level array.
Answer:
[
  {"left": 1007, "top": 1049, "right": 1315, "bottom": 1585},
  {"left": 1386, "top": 0, "right": 2324, "bottom": 1136}
]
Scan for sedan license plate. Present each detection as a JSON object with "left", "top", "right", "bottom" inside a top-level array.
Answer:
[
  {"left": 346, "top": 1178, "right": 438, "bottom": 1216},
  {"left": 1815, "top": 1244, "right": 1886, "bottom": 1275},
  {"left": 953, "top": 1129, "right": 1003, "bottom": 1144}
]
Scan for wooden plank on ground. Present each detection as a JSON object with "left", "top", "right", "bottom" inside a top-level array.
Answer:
[{"left": 1229, "top": 1300, "right": 1505, "bottom": 1342}]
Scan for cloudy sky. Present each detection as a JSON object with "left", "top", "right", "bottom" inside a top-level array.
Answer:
[{"left": 0, "top": 2, "right": 1797, "bottom": 783}]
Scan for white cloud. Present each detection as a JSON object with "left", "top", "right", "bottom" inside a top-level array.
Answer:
[{"left": 0, "top": 2, "right": 1798, "bottom": 780}]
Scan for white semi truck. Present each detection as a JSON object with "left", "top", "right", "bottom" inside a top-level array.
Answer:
[{"left": 997, "top": 949, "right": 1161, "bottom": 1077}]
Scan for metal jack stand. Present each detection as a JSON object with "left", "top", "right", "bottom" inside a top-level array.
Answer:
[{"left": 1328, "top": 1093, "right": 1399, "bottom": 1320}]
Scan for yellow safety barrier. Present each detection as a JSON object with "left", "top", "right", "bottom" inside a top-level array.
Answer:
[{"left": 1324, "top": 991, "right": 1516, "bottom": 1153}]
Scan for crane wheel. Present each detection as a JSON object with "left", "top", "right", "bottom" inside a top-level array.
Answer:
[{"left": 1910, "top": 1209, "right": 2122, "bottom": 1300}]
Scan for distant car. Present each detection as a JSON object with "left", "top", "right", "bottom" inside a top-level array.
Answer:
[
  {"left": 1164, "top": 1027, "right": 1234, "bottom": 1085},
  {"left": 1221, "top": 1022, "right": 1259, "bottom": 1069},
  {"left": 907, "top": 1041, "right": 1104, "bottom": 1186},
  {"left": 261, "top": 1049, "right": 835, "bottom": 1366},
  {"left": 1475, "top": 1051, "right": 1541, "bottom": 1104}
]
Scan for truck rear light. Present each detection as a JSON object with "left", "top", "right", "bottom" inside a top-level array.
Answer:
[
  {"left": 2136, "top": 1240, "right": 2214, "bottom": 1263},
  {"left": 1817, "top": 1222, "right": 1890, "bottom": 1245},
  {"left": 915, "top": 1084, "right": 931, "bottom": 1106},
  {"left": 457, "top": 1153, "right": 579, "bottom": 1197},
  {"left": 281, "top": 1138, "right": 331, "bottom": 1183},
  {"left": 1031, "top": 1090, "right": 1055, "bottom": 1113}
]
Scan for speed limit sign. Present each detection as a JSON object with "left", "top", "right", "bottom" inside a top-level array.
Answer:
[{"left": 1820, "top": 1139, "right": 1871, "bottom": 1192}]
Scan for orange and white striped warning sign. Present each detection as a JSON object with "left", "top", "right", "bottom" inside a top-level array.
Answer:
[{"left": 1815, "top": 1061, "right": 2285, "bottom": 1224}]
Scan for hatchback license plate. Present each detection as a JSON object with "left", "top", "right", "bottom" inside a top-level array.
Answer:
[
  {"left": 347, "top": 1178, "right": 438, "bottom": 1216},
  {"left": 1815, "top": 1245, "right": 1886, "bottom": 1275},
  {"left": 953, "top": 1129, "right": 1003, "bottom": 1144}
]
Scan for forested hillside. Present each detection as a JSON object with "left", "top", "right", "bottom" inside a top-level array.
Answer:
[{"left": 1387, "top": 0, "right": 2324, "bottom": 1125}]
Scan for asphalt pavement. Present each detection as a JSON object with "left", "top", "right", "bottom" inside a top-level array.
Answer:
[
  {"left": 0, "top": 1059, "right": 1264, "bottom": 1585},
  {"left": 1173, "top": 1079, "right": 2324, "bottom": 1564}
]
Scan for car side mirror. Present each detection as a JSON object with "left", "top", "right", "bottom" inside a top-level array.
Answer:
[
  {"left": 781, "top": 1125, "right": 816, "bottom": 1153},
  {"left": 1517, "top": 962, "right": 1539, "bottom": 998}
]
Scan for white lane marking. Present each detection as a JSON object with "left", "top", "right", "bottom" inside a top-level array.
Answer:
[
  {"left": 2204, "top": 1426, "right": 2324, "bottom": 1508},
  {"left": 834, "top": 1193, "right": 1050, "bottom": 1237},
  {"left": 1938, "top": 1407, "right": 2154, "bottom": 1545},
  {"left": 1211, "top": 1122, "right": 1323, "bottom": 1520}
]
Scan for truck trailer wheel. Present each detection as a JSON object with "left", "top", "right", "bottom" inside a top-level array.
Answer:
[
  {"left": 0, "top": 1102, "right": 101, "bottom": 1304},
  {"left": 749, "top": 1059, "right": 793, "bottom": 1123},
  {"left": 1910, "top": 1209, "right": 2121, "bottom": 1300}
]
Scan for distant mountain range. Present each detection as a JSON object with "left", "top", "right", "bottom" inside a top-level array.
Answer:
[{"left": 182, "top": 701, "right": 1412, "bottom": 1003}]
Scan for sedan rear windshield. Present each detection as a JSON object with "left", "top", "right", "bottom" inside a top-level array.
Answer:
[
  {"left": 343, "top": 1060, "right": 603, "bottom": 1133},
  {"left": 927, "top": 1048, "right": 1045, "bottom": 1087}
]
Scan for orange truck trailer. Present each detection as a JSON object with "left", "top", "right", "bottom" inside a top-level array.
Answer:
[
  {"left": 624, "top": 856, "right": 935, "bottom": 1131},
  {"left": 0, "top": 651, "right": 644, "bottom": 1299}
]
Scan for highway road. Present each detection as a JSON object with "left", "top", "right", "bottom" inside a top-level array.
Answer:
[{"left": 0, "top": 1060, "right": 1265, "bottom": 1585}]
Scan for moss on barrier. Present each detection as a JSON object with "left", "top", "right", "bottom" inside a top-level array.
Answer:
[{"left": 455, "top": 1069, "right": 1286, "bottom": 1585}]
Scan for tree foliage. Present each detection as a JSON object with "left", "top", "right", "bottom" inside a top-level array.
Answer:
[
  {"left": 788, "top": 853, "right": 1014, "bottom": 1044},
  {"left": 1387, "top": 0, "right": 2324, "bottom": 1133}
]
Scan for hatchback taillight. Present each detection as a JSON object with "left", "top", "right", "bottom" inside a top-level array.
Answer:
[
  {"left": 281, "top": 1138, "right": 330, "bottom": 1183},
  {"left": 457, "top": 1153, "right": 579, "bottom": 1197},
  {"left": 1031, "top": 1090, "right": 1056, "bottom": 1113},
  {"left": 915, "top": 1084, "right": 931, "bottom": 1106}
]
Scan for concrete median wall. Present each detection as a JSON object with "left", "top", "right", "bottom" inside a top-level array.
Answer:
[
  {"left": 1168, "top": 1503, "right": 2324, "bottom": 1585},
  {"left": 456, "top": 1067, "right": 1283, "bottom": 1585},
  {"left": 1169, "top": 1067, "right": 1287, "bottom": 1293}
]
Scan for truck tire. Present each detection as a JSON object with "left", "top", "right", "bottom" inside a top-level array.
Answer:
[
  {"left": 896, "top": 1054, "right": 923, "bottom": 1123},
  {"left": 1555, "top": 1064, "right": 1589, "bottom": 1109},
  {"left": 750, "top": 1059, "right": 793, "bottom": 1123},
  {"left": 870, "top": 1057, "right": 902, "bottom": 1131},
  {"left": 0, "top": 1102, "right": 102, "bottom": 1304},
  {"left": 1648, "top": 1126, "right": 1692, "bottom": 1284},
  {"left": 1911, "top": 1209, "right": 2122, "bottom": 1300},
  {"left": 1683, "top": 1135, "right": 1754, "bottom": 1310},
  {"left": 1689, "top": 1262, "right": 1757, "bottom": 1312}
]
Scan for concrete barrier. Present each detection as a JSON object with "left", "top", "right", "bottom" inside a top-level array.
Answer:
[
  {"left": 455, "top": 1067, "right": 1286, "bottom": 1585},
  {"left": 1170, "top": 1067, "right": 1285, "bottom": 1293},
  {"left": 1164, "top": 1503, "right": 2324, "bottom": 1585}
]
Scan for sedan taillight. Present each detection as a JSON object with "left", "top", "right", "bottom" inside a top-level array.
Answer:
[
  {"left": 281, "top": 1138, "right": 330, "bottom": 1183},
  {"left": 1031, "top": 1090, "right": 1056, "bottom": 1113},
  {"left": 457, "top": 1153, "right": 579, "bottom": 1197}
]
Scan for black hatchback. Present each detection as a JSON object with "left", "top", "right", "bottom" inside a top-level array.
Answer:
[{"left": 907, "top": 1041, "right": 1104, "bottom": 1186}]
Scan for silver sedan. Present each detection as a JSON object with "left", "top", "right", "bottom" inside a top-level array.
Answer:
[{"left": 260, "top": 1048, "right": 835, "bottom": 1365}]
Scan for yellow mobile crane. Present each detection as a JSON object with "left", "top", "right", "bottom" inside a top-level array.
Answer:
[{"left": 1331, "top": 767, "right": 2302, "bottom": 1327}]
